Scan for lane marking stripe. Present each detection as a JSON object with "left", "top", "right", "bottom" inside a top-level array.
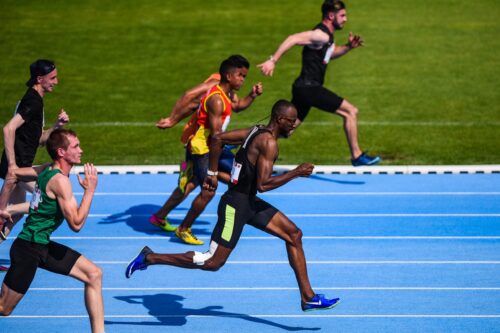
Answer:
[
  {"left": 93, "top": 261, "right": 500, "bottom": 265},
  {"left": 4, "top": 314, "right": 500, "bottom": 318},
  {"left": 28, "top": 287, "right": 500, "bottom": 291},
  {"left": 41, "top": 236, "right": 500, "bottom": 240},
  {"left": 86, "top": 213, "right": 500, "bottom": 217},
  {"left": 75, "top": 192, "right": 500, "bottom": 196}
]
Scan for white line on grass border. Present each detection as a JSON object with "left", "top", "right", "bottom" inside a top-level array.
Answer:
[
  {"left": 70, "top": 165, "right": 500, "bottom": 175},
  {"left": 33, "top": 120, "right": 500, "bottom": 127}
]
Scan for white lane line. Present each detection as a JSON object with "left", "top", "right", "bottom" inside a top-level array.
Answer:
[
  {"left": 87, "top": 213, "right": 500, "bottom": 217},
  {"left": 75, "top": 192, "right": 500, "bottom": 196},
  {"left": 45, "top": 236, "right": 500, "bottom": 240},
  {"left": 4, "top": 314, "right": 500, "bottom": 319},
  {"left": 94, "top": 260, "right": 500, "bottom": 265},
  {"left": 28, "top": 287, "right": 500, "bottom": 291}
]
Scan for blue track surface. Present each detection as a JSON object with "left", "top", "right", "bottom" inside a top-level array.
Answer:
[{"left": 1, "top": 173, "right": 499, "bottom": 332}]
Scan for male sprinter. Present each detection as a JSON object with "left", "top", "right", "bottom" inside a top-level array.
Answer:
[
  {"left": 126, "top": 100, "right": 340, "bottom": 311},
  {"left": 150, "top": 55, "right": 263, "bottom": 245},
  {"left": 0, "top": 59, "right": 69, "bottom": 271},
  {"left": 258, "top": 0, "right": 380, "bottom": 166},
  {"left": 0, "top": 129, "right": 105, "bottom": 333}
]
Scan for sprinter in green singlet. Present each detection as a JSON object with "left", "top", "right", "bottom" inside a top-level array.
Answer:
[{"left": 0, "top": 129, "right": 105, "bottom": 333}]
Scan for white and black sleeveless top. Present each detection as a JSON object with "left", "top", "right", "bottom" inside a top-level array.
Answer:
[
  {"left": 229, "top": 126, "right": 273, "bottom": 196},
  {"left": 293, "top": 23, "right": 335, "bottom": 87}
]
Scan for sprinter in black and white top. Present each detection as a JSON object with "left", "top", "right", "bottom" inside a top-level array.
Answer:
[
  {"left": 258, "top": 0, "right": 380, "bottom": 167},
  {"left": 126, "top": 100, "right": 340, "bottom": 312}
]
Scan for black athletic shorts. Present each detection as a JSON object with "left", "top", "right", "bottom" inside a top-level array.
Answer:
[
  {"left": 0, "top": 150, "right": 33, "bottom": 179},
  {"left": 291, "top": 84, "right": 344, "bottom": 121},
  {"left": 211, "top": 190, "right": 279, "bottom": 249},
  {"left": 4, "top": 238, "right": 81, "bottom": 294},
  {"left": 189, "top": 152, "right": 209, "bottom": 187}
]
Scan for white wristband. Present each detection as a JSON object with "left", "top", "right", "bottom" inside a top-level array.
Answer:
[{"left": 207, "top": 170, "right": 218, "bottom": 176}]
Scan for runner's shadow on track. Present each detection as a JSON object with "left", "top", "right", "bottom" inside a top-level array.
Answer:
[
  {"left": 97, "top": 204, "right": 212, "bottom": 239},
  {"left": 310, "top": 174, "right": 365, "bottom": 185},
  {"left": 106, "top": 293, "right": 320, "bottom": 331}
]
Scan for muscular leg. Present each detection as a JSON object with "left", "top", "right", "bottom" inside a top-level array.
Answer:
[
  {"left": 0, "top": 283, "right": 24, "bottom": 316},
  {"left": 69, "top": 256, "right": 104, "bottom": 333},
  {"left": 153, "top": 180, "right": 196, "bottom": 220},
  {"left": 264, "top": 212, "right": 315, "bottom": 302},
  {"left": 146, "top": 242, "right": 232, "bottom": 272},
  {"left": 177, "top": 187, "right": 215, "bottom": 232},
  {"left": 335, "top": 99, "right": 362, "bottom": 160}
]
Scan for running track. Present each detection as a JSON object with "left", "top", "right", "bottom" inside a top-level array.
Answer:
[{"left": 1, "top": 171, "right": 499, "bottom": 332}]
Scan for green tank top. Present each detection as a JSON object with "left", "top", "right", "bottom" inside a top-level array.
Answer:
[{"left": 18, "top": 168, "right": 65, "bottom": 244}]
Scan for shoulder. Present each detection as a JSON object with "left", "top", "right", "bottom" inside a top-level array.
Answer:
[
  {"left": 254, "top": 131, "right": 277, "bottom": 149},
  {"left": 206, "top": 93, "right": 224, "bottom": 110},
  {"left": 47, "top": 173, "right": 71, "bottom": 196},
  {"left": 21, "top": 89, "right": 43, "bottom": 105},
  {"left": 311, "top": 28, "right": 330, "bottom": 42},
  {"left": 17, "top": 90, "right": 43, "bottom": 116}
]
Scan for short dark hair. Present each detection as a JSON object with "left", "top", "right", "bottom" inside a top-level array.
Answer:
[
  {"left": 271, "top": 99, "right": 296, "bottom": 121},
  {"left": 321, "top": 0, "right": 346, "bottom": 18},
  {"left": 46, "top": 128, "right": 77, "bottom": 160},
  {"left": 219, "top": 55, "right": 250, "bottom": 81},
  {"left": 26, "top": 59, "right": 56, "bottom": 87}
]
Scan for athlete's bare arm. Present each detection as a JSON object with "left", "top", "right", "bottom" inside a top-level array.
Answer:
[
  {"left": 3, "top": 114, "right": 25, "bottom": 170},
  {"left": 331, "top": 32, "right": 363, "bottom": 59},
  {"left": 50, "top": 163, "right": 97, "bottom": 232},
  {"left": 39, "top": 110, "right": 69, "bottom": 146},
  {"left": 156, "top": 79, "right": 219, "bottom": 129},
  {"left": 252, "top": 134, "right": 314, "bottom": 192},
  {"left": 232, "top": 82, "right": 263, "bottom": 112},
  {"left": 203, "top": 127, "right": 254, "bottom": 192},
  {"left": 0, "top": 164, "right": 46, "bottom": 210},
  {"left": 258, "top": 29, "right": 330, "bottom": 76},
  {"left": 0, "top": 163, "right": 50, "bottom": 230}
]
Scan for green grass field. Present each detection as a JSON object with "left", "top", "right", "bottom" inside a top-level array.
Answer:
[{"left": 0, "top": 0, "right": 499, "bottom": 165}]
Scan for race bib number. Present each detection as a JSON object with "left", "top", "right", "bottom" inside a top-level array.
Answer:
[
  {"left": 30, "top": 186, "right": 42, "bottom": 211},
  {"left": 230, "top": 161, "right": 242, "bottom": 184}
]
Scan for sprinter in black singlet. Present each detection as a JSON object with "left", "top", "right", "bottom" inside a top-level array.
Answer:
[
  {"left": 0, "top": 59, "right": 69, "bottom": 271},
  {"left": 258, "top": 0, "right": 380, "bottom": 166},
  {"left": 126, "top": 100, "right": 340, "bottom": 311}
]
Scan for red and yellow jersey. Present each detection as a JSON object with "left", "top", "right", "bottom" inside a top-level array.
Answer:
[
  {"left": 180, "top": 73, "right": 221, "bottom": 145},
  {"left": 189, "top": 84, "right": 232, "bottom": 155}
]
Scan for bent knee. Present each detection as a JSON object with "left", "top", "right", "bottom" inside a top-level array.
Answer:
[
  {"left": 0, "top": 305, "right": 13, "bottom": 316},
  {"left": 86, "top": 266, "right": 103, "bottom": 284},
  {"left": 289, "top": 227, "right": 303, "bottom": 246},
  {"left": 345, "top": 106, "right": 358, "bottom": 118},
  {"left": 201, "top": 258, "right": 226, "bottom": 272}
]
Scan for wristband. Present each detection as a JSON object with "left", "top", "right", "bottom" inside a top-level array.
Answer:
[
  {"left": 269, "top": 55, "right": 276, "bottom": 63},
  {"left": 207, "top": 170, "right": 218, "bottom": 176}
]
